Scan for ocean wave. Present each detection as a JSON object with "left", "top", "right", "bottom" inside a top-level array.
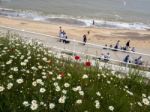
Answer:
[{"left": 0, "top": 8, "right": 150, "bottom": 30}]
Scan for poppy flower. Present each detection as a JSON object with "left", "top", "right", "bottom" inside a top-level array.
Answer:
[
  {"left": 75, "top": 56, "right": 80, "bottom": 60},
  {"left": 85, "top": 61, "right": 91, "bottom": 67},
  {"left": 60, "top": 72, "right": 65, "bottom": 78}
]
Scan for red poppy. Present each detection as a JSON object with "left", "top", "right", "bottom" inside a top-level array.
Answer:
[
  {"left": 75, "top": 56, "right": 80, "bottom": 60},
  {"left": 85, "top": 61, "right": 91, "bottom": 67},
  {"left": 60, "top": 73, "right": 65, "bottom": 78}
]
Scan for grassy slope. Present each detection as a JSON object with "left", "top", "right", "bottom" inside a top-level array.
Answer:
[{"left": 0, "top": 34, "right": 150, "bottom": 112}]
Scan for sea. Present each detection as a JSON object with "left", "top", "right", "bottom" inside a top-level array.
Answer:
[{"left": 0, "top": 0, "right": 150, "bottom": 30}]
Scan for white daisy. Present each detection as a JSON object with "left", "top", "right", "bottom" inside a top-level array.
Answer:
[
  {"left": 82, "top": 74, "right": 88, "bottom": 79},
  {"left": 142, "top": 98, "right": 149, "bottom": 106},
  {"left": 7, "top": 83, "right": 13, "bottom": 90},
  {"left": 58, "top": 96, "right": 66, "bottom": 104},
  {"left": 16, "top": 78, "right": 24, "bottom": 84},
  {"left": 108, "top": 106, "right": 114, "bottom": 111},
  {"left": 0, "top": 86, "right": 5, "bottom": 92},
  {"left": 40, "top": 88, "right": 46, "bottom": 93},
  {"left": 49, "top": 103, "right": 55, "bottom": 109},
  {"left": 76, "top": 99, "right": 82, "bottom": 104},
  {"left": 23, "top": 101, "right": 30, "bottom": 107},
  {"left": 64, "top": 83, "right": 70, "bottom": 88},
  {"left": 30, "top": 103, "right": 38, "bottom": 110}
]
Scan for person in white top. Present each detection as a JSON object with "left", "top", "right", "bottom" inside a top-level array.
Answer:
[
  {"left": 100, "top": 53, "right": 105, "bottom": 60},
  {"left": 104, "top": 53, "right": 110, "bottom": 61}
]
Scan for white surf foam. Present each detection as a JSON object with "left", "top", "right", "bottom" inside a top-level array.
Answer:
[{"left": 0, "top": 8, "right": 150, "bottom": 30}]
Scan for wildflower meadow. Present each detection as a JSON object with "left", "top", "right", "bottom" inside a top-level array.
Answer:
[{"left": 0, "top": 33, "right": 150, "bottom": 112}]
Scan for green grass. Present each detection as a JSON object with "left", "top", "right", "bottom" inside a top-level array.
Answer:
[{"left": 0, "top": 33, "right": 150, "bottom": 112}]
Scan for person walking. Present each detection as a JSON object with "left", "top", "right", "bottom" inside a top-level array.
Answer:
[
  {"left": 83, "top": 34, "right": 87, "bottom": 45},
  {"left": 92, "top": 20, "right": 95, "bottom": 25},
  {"left": 114, "top": 40, "right": 120, "bottom": 49},
  {"left": 59, "top": 26, "right": 62, "bottom": 37},
  {"left": 125, "top": 40, "right": 130, "bottom": 50}
]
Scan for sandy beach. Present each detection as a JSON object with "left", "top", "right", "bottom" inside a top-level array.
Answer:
[{"left": 0, "top": 16, "right": 150, "bottom": 51}]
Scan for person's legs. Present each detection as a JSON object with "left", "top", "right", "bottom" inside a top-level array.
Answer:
[
  {"left": 63, "top": 39, "right": 66, "bottom": 43},
  {"left": 83, "top": 41, "right": 86, "bottom": 45}
]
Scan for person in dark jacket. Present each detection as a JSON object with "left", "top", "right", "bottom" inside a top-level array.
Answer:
[
  {"left": 123, "top": 55, "right": 131, "bottom": 64},
  {"left": 83, "top": 34, "right": 87, "bottom": 45},
  {"left": 125, "top": 40, "right": 130, "bottom": 50}
]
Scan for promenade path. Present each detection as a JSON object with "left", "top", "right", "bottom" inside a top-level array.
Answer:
[{"left": 0, "top": 25, "right": 150, "bottom": 68}]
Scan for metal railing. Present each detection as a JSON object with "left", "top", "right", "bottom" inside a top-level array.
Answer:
[{"left": 0, "top": 25, "right": 150, "bottom": 69}]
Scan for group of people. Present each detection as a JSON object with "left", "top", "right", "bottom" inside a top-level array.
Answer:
[
  {"left": 99, "top": 53, "right": 111, "bottom": 62},
  {"left": 104, "top": 40, "right": 135, "bottom": 52},
  {"left": 59, "top": 26, "right": 89, "bottom": 45},
  {"left": 114, "top": 40, "right": 135, "bottom": 52},
  {"left": 59, "top": 26, "right": 70, "bottom": 44},
  {"left": 102, "top": 40, "right": 143, "bottom": 65},
  {"left": 123, "top": 55, "right": 143, "bottom": 65},
  {"left": 98, "top": 52, "right": 143, "bottom": 65},
  {"left": 58, "top": 26, "right": 144, "bottom": 66}
]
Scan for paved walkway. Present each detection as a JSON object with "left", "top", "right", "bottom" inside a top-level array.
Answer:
[{"left": 0, "top": 26, "right": 150, "bottom": 68}]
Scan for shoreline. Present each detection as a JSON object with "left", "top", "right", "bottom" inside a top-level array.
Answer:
[
  {"left": 0, "top": 8, "right": 150, "bottom": 30},
  {"left": 0, "top": 16, "right": 150, "bottom": 53}
]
